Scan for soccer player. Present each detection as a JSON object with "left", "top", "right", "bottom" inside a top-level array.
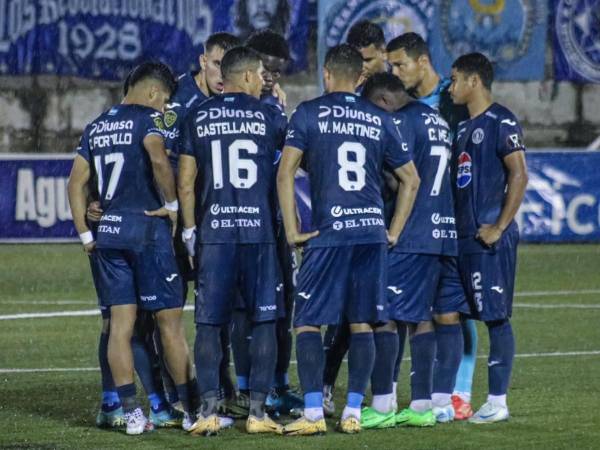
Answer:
[
  {"left": 347, "top": 20, "right": 388, "bottom": 89},
  {"left": 68, "top": 62, "right": 194, "bottom": 435},
  {"left": 178, "top": 46, "right": 287, "bottom": 436},
  {"left": 278, "top": 44, "right": 420, "bottom": 435},
  {"left": 387, "top": 32, "right": 477, "bottom": 419},
  {"left": 449, "top": 52, "right": 528, "bottom": 423},
  {"left": 360, "top": 72, "right": 469, "bottom": 429}
]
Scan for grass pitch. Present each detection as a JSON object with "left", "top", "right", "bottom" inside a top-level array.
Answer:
[{"left": 1, "top": 244, "right": 599, "bottom": 449}]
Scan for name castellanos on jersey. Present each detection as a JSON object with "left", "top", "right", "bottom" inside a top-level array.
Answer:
[
  {"left": 316, "top": 102, "right": 382, "bottom": 140},
  {"left": 195, "top": 107, "right": 267, "bottom": 137},
  {"left": 88, "top": 119, "right": 134, "bottom": 148}
]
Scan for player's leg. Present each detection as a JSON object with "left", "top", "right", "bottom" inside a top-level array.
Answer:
[
  {"left": 322, "top": 322, "right": 351, "bottom": 417},
  {"left": 230, "top": 307, "right": 252, "bottom": 415},
  {"left": 452, "top": 319, "right": 478, "bottom": 417},
  {"left": 392, "top": 322, "right": 407, "bottom": 405}
]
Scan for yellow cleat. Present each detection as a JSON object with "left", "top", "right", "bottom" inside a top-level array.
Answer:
[
  {"left": 188, "top": 414, "right": 221, "bottom": 436},
  {"left": 282, "top": 416, "right": 327, "bottom": 436},
  {"left": 337, "top": 416, "right": 361, "bottom": 434},
  {"left": 246, "top": 414, "right": 283, "bottom": 434}
]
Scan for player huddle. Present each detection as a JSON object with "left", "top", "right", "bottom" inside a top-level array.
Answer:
[{"left": 67, "top": 21, "right": 528, "bottom": 437}]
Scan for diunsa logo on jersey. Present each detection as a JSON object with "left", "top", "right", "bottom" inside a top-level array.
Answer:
[{"left": 457, "top": 152, "right": 472, "bottom": 188}]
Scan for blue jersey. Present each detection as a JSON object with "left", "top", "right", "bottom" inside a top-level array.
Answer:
[
  {"left": 285, "top": 92, "right": 412, "bottom": 247},
  {"left": 419, "top": 78, "right": 469, "bottom": 136},
  {"left": 77, "top": 104, "right": 166, "bottom": 250},
  {"left": 392, "top": 101, "right": 457, "bottom": 256},
  {"left": 164, "top": 72, "right": 209, "bottom": 167},
  {"left": 180, "top": 93, "right": 287, "bottom": 244},
  {"left": 452, "top": 103, "right": 526, "bottom": 244}
]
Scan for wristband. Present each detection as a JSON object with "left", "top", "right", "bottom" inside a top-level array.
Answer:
[
  {"left": 164, "top": 199, "right": 179, "bottom": 212},
  {"left": 182, "top": 226, "right": 196, "bottom": 240},
  {"left": 79, "top": 231, "right": 94, "bottom": 245}
]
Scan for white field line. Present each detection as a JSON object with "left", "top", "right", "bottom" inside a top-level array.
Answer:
[
  {"left": 515, "top": 289, "right": 600, "bottom": 297},
  {"left": 1, "top": 350, "right": 599, "bottom": 374},
  {"left": 514, "top": 303, "right": 600, "bottom": 309}
]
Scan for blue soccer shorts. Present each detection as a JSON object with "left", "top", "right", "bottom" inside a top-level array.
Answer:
[
  {"left": 194, "top": 243, "right": 283, "bottom": 325},
  {"left": 293, "top": 244, "right": 388, "bottom": 327}
]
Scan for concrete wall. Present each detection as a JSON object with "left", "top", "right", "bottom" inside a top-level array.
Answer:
[{"left": 1, "top": 73, "right": 599, "bottom": 153}]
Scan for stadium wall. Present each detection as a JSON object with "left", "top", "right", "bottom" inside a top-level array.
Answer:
[{"left": 0, "top": 74, "right": 599, "bottom": 153}]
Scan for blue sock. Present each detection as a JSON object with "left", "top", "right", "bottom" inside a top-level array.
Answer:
[
  {"left": 117, "top": 383, "right": 138, "bottom": 413},
  {"left": 249, "top": 321, "right": 277, "bottom": 394},
  {"left": 274, "top": 371, "right": 289, "bottom": 390},
  {"left": 102, "top": 391, "right": 120, "bottom": 411},
  {"left": 131, "top": 334, "right": 158, "bottom": 397},
  {"left": 348, "top": 332, "right": 376, "bottom": 399},
  {"left": 454, "top": 319, "right": 478, "bottom": 394},
  {"left": 487, "top": 320, "right": 515, "bottom": 396},
  {"left": 175, "top": 383, "right": 192, "bottom": 415},
  {"left": 98, "top": 332, "right": 118, "bottom": 401},
  {"left": 194, "top": 324, "right": 222, "bottom": 395},
  {"left": 433, "top": 324, "right": 464, "bottom": 394},
  {"left": 409, "top": 332, "right": 436, "bottom": 401},
  {"left": 371, "top": 331, "right": 399, "bottom": 395},
  {"left": 231, "top": 310, "right": 252, "bottom": 391},
  {"left": 393, "top": 323, "right": 407, "bottom": 382},
  {"left": 148, "top": 392, "right": 165, "bottom": 412},
  {"left": 296, "top": 332, "right": 324, "bottom": 398},
  {"left": 237, "top": 375, "right": 249, "bottom": 391}
]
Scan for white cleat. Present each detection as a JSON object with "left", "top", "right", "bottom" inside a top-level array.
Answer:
[
  {"left": 433, "top": 404, "right": 455, "bottom": 423},
  {"left": 468, "top": 402, "right": 509, "bottom": 424},
  {"left": 125, "top": 407, "right": 148, "bottom": 435},
  {"left": 182, "top": 412, "right": 194, "bottom": 431},
  {"left": 219, "top": 415, "right": 235, "bottom": 429}
]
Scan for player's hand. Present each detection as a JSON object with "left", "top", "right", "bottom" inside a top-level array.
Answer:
[
  {"left": 476, "top": 224, "right": 503, "bottom": 247},
  {"left": 86, "top": 201, "right": 103, "bottom": 222},
  {"left": 273, "top": 83, "right": 287, "bottom": 107},
  {"left": 144, "top": 207, "right": 178, "bottom": 236},
  {"left": 83, "top": 241, "right": 96, "bottom": 255},
  {"left": 182, "top": 226, "right": 196, "bottom": 257},
  {"left": 387, "top": 230, "right": 399, "bottom": 247},
  {"left": 286, "top": 230, "right": 319, "bottom": 246}
]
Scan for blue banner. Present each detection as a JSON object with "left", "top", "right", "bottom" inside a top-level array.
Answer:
[
  {"left": 428, "top": 0, "right": 548, "bottom": 80},
  {"left": 552, "top": 0, "right": 600, "bottom": 83},
  {"left": 0, "top": 0, "right": 308, "bottom": 80}
]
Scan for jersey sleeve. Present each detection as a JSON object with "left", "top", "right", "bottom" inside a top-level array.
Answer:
[
  {"left": 497, "top": 112, "right": 526, "bottom": 158},
  {"left": 383, "top": 113, "right": 413, "bottom": 170},
  {"left": 76, "top": 126, "right": 92, "bottom": 162},
  {"left": 146, "top": 111, "right": 166, "bottom": 138},
  {"left": 284, "top": 104, "right": 308, "bottom": 152}
]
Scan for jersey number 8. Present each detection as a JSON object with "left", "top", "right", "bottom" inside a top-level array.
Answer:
[{"left": 337, "top": 142, "right": 366, "bottom": 191}]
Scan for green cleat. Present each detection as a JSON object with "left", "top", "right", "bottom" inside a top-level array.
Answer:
[
  {"left": 395, "top": 408, "right": 436, "bottom": 427},
  {"left": 360, "top": 407, "right": 396, "bottom": 429}
]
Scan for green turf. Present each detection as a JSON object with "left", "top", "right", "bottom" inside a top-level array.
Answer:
[{"left": 1, "top": 244, "right": 600, "bottom": 449}]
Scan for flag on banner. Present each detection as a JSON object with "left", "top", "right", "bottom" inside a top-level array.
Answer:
[
  {"left": 428, "top": 0, "right": 548, "bottom": 80},
  {"left": 552, "top": 0, "right": 600, "bottom": 83}
]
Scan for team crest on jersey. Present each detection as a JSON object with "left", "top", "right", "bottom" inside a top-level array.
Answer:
[
  {"left": 164, "top": 110, "right": 177, "bottom": 128},
  {"left": 150, "top": 113, "right": 165, "bottom": 131},
  {"left": 555, "top": 0, "right": 600, "bottom": 82},
  {"left": 471, "top": 128, "right": 485, "bottom": 144},
  {"left": 457, "top": 152, "right": 472, "bottom": 188}
]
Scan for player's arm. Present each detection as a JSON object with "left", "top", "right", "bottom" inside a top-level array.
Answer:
[
  {"left": 388, "top": 161, "right": 420, "bottom": 246},
  {"left": 67, "top": 155, "right": 95, "bottom": 254},
  {"left": 277, "top": 146, "right": 318, "bottom": 245},
  {"left": 143, "top": 134, "right": 178, "bottom": 233},
  {"left": 177, "top": 154, "right": 198, "bottom": 257},
  {"left": 477, "top": 150, "right": 528, "bottom": 246}
]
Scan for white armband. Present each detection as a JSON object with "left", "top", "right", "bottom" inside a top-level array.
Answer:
[{"left": 79, "top": 231, "right": 94, "bottom": 245}]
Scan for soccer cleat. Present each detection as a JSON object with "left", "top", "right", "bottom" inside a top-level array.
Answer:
[
  {"left": 433, "top": 404, "right": 455, "bottom": 423},
  {"left": 451, "top": 394, "right": 474, "bottom": 420},
  {"left": 149, "top": 405, "right": 183, "bottom": 428},
  {"left": 124, "top": 407, "right": 149, "bottom": 435},
  {"left": 395, "top": 408, "right": 436, "bottom": 427},
  {"left": 283, "top": 416, "right": 327, "bottom": 436},
  {"left": 468, "top": 402, "right": 509, "bottom": 424},
  {"left": 323, "top": 386, "right": 335, "bottom": 417},
  {"left": 182, "top": 412, "right": 194, "bottom": 432},
  {"left": 360, "top": 407, "right": 396, "bottom": 429},
  {"left": 219, "top": 415, "right": 235, "bottom": 429},
  {"left": 246, "top": 414, "right": 283, "bottom": 434},
  {"left": 188, "top": 414, "right": 221, "bottom": 436},
  {"left": 96, "top": 405, "right": 126, "bottom": 428},
  {"left": 336, "top": 415, "right": 361, "bottom": 434},
  {"left": 223, "top": 392, "right": 250, "bottom": 419},
  {"left": 267, "top": 388, "right": 305, "bottom": 416}
]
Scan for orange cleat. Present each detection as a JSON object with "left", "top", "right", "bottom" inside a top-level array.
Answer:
[{"left": 452, "top": 395, "right": 474, "bottom": 420}]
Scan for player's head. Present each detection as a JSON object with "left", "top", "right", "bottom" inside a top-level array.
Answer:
[
  {"left": 200, "top": 32, "right": 242, "bottom": 95},
  {"left": 236, "top": 0, "right": 290, "bottom": 39},
  {"left": 449, "top": 52, "right": 494, "bottom": 105},
  {"left": 362, "top": 72, "right": 411, "bottom": 112},
  {"left": 221, "top": 46, "right": 264, "bottom": 98},
  {"left": 323, "top": 44, "right": 363, "bottom": 93},
  {"left": 124, "top": 61, "right": 177, "bottom": 112},
  {"left": 386, "top": 32, "right": 434, "bottom": 91},
  {"left": 346, "top": 20, "right": 387, "bottom": 80},
  {"left": 246, "top": 28, "right": 290, "bottom": 94}
]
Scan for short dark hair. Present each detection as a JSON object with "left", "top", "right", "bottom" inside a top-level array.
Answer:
[
  {"left": 346, "top": 20, "right": 385, "bottom": 49},
  {"left": 452, "top": 52, "right": 494, "bottom": 90},
  {"left": 246, "top": 28, "right": 290, "bottom": 60},
  {"left": 220, "top": 46, "right": 262, "bottom": 80},
  {"left": 126, "top": 61, "right": 177, "bottom": 96},
  {"left": 205, "top": 32, "right": 242, "bottom": 53},
  {"left": 362, "top": 72, "right": 407, "bottom": 101},
  {"left": 324, "top": 44, "right": 363, "bottom": 81},
  {"left": 386, "top": 32, "right": 430, "bottom": 59}
]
